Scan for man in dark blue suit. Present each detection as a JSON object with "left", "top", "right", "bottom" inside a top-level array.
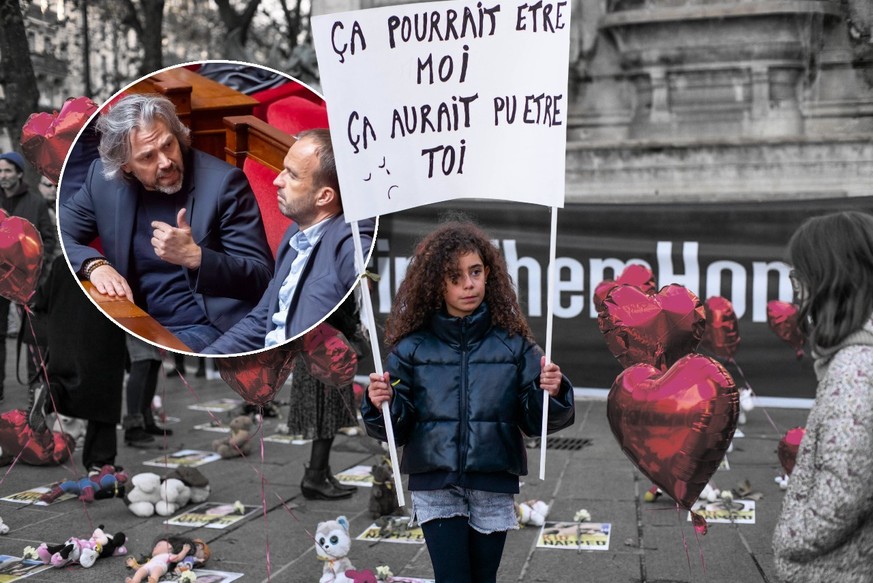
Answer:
[
  {"left": 203, "top": 128, "right": 375, "bottom": 354},
  {"left": 60, "top": 94, "right": 274, "bottom": 352}
]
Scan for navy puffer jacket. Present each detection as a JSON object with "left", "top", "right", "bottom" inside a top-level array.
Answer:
[{"left": 362, "top": 303, "right": 575, "bottom": 477}]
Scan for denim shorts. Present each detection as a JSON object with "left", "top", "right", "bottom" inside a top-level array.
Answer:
[{"left": 412, "top": 486, "right": 518, "bottom": 534}]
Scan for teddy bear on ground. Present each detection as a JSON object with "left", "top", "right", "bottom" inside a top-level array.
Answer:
[
  {"left": 212, "top": 415, "right": 254, "bottom": 458},
  {"left": 516, "top": 499, "right": 550, "bottom": 527},
  {"left": 369, "top": 458, "right": 403, "bottom": 519},
  {"left": 315, "top": 515, "right": 355, "bottom": 583},
  {"left": 167, "top": 466, "right": 211, "bottom": 504},
  {"left": 124, "top": 471, "right": 205, "bottom": 517}
]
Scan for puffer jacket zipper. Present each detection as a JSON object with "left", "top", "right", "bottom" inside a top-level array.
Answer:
[{"left": 459, "top": 317, "right": 469, "bottom": 473}]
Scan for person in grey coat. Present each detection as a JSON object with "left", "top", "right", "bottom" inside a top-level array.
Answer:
[{"left": 772, "top": 210, "right": 873, "bottom": 583}]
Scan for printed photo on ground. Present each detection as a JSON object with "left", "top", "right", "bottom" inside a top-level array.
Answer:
[
  {"left": 143, "top": 449, "right": 222, "bottom": 469},
  {"left": 335, "top": 464, "right": 374, "bottom": 487},
  {"left": 188, "top": 398, "right": 243, "bottom": 412},
  {"left": 356, "top": 518, "right": 424, "bottom": 545},
  {"left": 537, "top": 521, "right": 612, "bottom": 551},
  {"left": 165, "top": 501, "right": 260, "bottom": 529},
  {"left": 688, "top": 499, "right": 756, "bottom": 524},
  {"left": 0, "top": 486, "right": 74, "bottom": 506}
]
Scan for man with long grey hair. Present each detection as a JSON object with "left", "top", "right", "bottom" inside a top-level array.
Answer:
[{"left": 60, "top": 94, "right": 274, "bottom": 353}]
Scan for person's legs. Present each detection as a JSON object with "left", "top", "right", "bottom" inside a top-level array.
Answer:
[
  {"left": 300, "top": 437, "right": 354, "bottom": 500},
  {"left": 82, "top": 419, "right": 118, "bottom": 472},
  {"left": 469, "top": 528, "right": 507, "bottom": 583},
  {"left": 420, "top": 516, "right": 473, "bottom": 583},
  {"left": 124, "top": 336, "right": 163, "bottom": 446}
]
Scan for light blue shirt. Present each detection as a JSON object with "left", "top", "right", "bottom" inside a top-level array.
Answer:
[{"left": 264, "top": 218, "right": 331, "bottom": 347}]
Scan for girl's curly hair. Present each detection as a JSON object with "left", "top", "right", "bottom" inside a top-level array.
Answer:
[{"left": 385, "top": 219, "right": 534, "bottom": 347}]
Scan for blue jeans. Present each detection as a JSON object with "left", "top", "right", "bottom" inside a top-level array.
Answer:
[{"left": 166, "top": 324, "right": 223, "bottom": 353}]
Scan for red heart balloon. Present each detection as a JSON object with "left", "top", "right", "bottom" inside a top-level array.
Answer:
[
  {"left": 607, "top": 354, "right": 738, "bottom": 534},
  {"left": 594, "top": 264, "right": 656, "bottom": 311},
  {"left": 20, "top": 96, "right": 99, "bottom": 184},
  {"left": 777, "top": 427, "right": 805, "bottom": 476},
  {"left": 0, "top": 410, "right": 75, "bottom": 466},
  {"left": 700, "top": 296, "right": 741, "bottom": 359},
  {"left": 301, "top": 322, "right": 358, "bottom": 387},
  {"left": 766, "top": 300, "right": 805, "bottom": 359},
  {"left": 216, "top": 340, "right": 303, "bottom": 406},
  {"left": 598, "top": 284, "right": 705, "bottom": 370},
  {"left": 0, "top": 215, "right": 44, "bottom": 303}
]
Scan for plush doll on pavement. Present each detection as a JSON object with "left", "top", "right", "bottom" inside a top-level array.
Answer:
[
  {"left": 35, "top": 525, "right": 126, "bottom": 568},
  {"left": 39, "top": 465, "right": 128, "bottom": 503},
  {"left": 126, "top": 537, "right": 191, "bottom": 583},
  {"left": 315, "top": 515, "right": 355, "bottom": 583},
  {"left": 212, "top": 415, "right": 254, "bottom": 458},
  {"left": 368, "top": 458, "right": 403, "bottom": 519}
]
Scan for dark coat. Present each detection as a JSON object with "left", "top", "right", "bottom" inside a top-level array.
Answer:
[
  {"left": 362, "top": 303, "right": 575, "bottom": 477},
  {"left": 203, "top": 213, "right": 375, "bottom": 354},
  {"left": 59, "top": 149, "right": 274, "bottom": 333},
  {"left": 41, "top": 255, "right": 125, "bottom": 424}
]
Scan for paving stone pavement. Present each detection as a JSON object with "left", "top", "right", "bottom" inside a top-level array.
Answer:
[{"left": 0, "top": 349, "right": 809, "bottom": 582}]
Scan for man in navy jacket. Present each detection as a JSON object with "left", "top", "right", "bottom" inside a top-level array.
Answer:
[
  {"left": 60, "top": 95, "right": 274, "bottom": 352},
  {"left": 203, "top": 129, "right": 375, "bottom": 354}
]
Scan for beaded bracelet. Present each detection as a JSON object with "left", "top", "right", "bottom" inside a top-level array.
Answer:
[{"left": 82, "top": 258, "right": 110, "bottom": 280}]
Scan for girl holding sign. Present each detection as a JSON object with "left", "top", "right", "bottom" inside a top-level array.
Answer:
[{"left": 363, "top": 220, "right": 575, "bottom": 582}]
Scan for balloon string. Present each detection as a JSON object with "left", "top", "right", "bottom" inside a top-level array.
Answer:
[
  {"left": 259, "top": 412, "right": 272, "bottom": 582},
  {"left": 0, "top": 435, "right": 32, "bottom": 488},
  {"left": 728, "top": 357, "right": 783, "bottom": 435},
  {"left": 693, "top": 515, "right": 707, "bottom": 576},
  {"left": 175, "top": 371, "right": 314, "bottom": 551},
  {"left": 677, "top": 504, "right": 693, "bottom": 576},
  {"left": 21, "top": 307, "right": 90, "bottom": 528}
]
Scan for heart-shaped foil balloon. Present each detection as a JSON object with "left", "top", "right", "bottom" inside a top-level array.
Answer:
[
  {"left": 0, "top": 215, "right": 44, "bottom": 304},
  {"left": 778, "top": 427, "right": 806, "bottom": 476},
  {"left": 593, "top": 264, "right": 656, "bottom": 311},
  {"left": 767, "top": 301, "right": 805, "bottom": 359},
  {"left": 598, "top": 284, "right": 705, "bottom": 370},
  {"left": 0, "top": 409, "right": 75, "bottom": 466},
  {"left": 216, "top": 340, "right": 303, "bottom": 406},
  {"left": 700, "top": 296, "right": 741, "bottom": 360},
  {"left": 301, "top": 322, "right": 358, "bottom": 387},
  {"left": 607, "top": 353, "right": 738, "bottom": 534},
  {"left": 20, "top": 96, "right": 99, "bottom": 184}
]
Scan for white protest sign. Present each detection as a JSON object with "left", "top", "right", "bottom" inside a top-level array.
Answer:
[{"left": 312, "top": 0, "right": 571, "bottom": 222}]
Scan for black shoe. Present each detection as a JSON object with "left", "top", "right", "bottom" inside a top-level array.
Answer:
[
  {"left": 124, "top": 427, "right": 156, "bottom": 447},
  {"left": 300, "top": 466, "right": 354, "bottom": 500},
  {"left": 326, "top": 466, "right": 358, "bottom": 493},
  {"left": 28, "top": 383, "right": 48, "bottom": 433},
  {"left": 144, "top": 424, "right": 173, "bottom": 437}
]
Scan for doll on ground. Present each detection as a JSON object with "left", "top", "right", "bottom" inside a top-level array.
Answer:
[{"left": 125, "top": 538, "right": 190, "bottom": 583}]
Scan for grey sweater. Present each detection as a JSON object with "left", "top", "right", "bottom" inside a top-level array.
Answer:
[{"left": 772, "top": 319, "right": 873, "bottom": 582}]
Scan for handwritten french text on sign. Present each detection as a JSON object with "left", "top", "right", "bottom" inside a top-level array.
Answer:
[{"left": 312, "top": 0, "right": 570, "bottom": 222}]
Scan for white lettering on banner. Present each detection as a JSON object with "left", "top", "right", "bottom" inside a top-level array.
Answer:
[
  {"left": 311, "top": 0, "right": 571, "bottom": 222},
  {"left": 374, "top": 239, "right": 794, "bottom": 322}
]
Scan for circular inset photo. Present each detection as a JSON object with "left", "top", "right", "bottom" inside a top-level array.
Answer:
[{"left": 57, "top": 60, "right": 378, "bottom": 357}]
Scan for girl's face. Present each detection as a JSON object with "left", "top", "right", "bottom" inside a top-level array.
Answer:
[{"left": 443, "top": 251, "right": 489, "bottom": 317}]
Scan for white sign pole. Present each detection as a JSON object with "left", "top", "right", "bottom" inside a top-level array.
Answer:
[
  {"left": 539, "top": 206, "right": 558, "bottom": 480},
  {"left": 351, "top": 221, "right": 405, "bottom": 507}
]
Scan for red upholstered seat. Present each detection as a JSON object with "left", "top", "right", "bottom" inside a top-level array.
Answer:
[
  {"left": 242, "top": 157, "right": 293, "bottom": 258},
  {"left": 266, "top": 95, "right": 330, "bottom": 136},
  {"left": 251, "top": 81, "right": 322, "bottom": 121}
]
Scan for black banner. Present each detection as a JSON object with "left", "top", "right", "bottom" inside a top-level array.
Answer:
[{"left": 369, "top": 197, "right": 873, "bottom": 399}]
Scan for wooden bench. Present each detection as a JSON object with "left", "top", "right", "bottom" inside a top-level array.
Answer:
[
  {"left": 83, "top": 282, "right": 192, "bottom": 352},
  {"left": 126, "top": 67, "right": 258, "bottom": 159}
]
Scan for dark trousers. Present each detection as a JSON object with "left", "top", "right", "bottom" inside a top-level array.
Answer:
[
  {"left": 420, "top": 516, "right": 507, "bottom": 583},
  {"left": 126, "top": 359, "right": 161, "bottom": 424},
  {"left": 82, "top": 419, "right": 117, "bottom": 470},
  {"left": 0, "top": 297, "right": 9, "bottom": 393}
]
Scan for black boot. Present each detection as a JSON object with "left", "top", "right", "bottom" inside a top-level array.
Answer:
[
  {"left": 123, "top": 415, "right": 155, "bottom": 447},
  {"left": 326, "top": 466, "right": 358, "bottom": 493},
  {"left": 300, "top": 465, "right": 354, "bottom": 500}
]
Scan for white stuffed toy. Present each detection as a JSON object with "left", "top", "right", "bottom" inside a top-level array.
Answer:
[
  {"left": 125, "top": 472, "right": 163, "bottom": 517},
  {"left": 699, "top": 482, "right": 721, "bottom": 503},
  {"left": 315, "top": 515, "right": 354, "bottom": 583},
  {"left": 154, "top": 478, "right": 191, "bottom": 516},
  {"left": 0, "top": 517, "right": 8, "bottom": 535},
  {"left": 516, "top": 500, "right": 550, "bottom": 527}
]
